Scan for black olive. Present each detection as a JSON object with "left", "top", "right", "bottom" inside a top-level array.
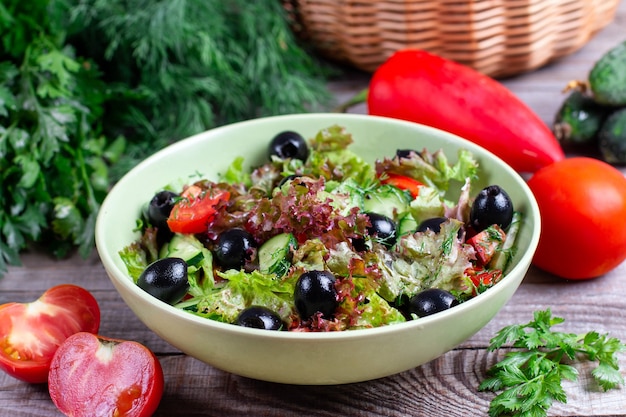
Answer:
[
  {"left": 147, "top": 190, "right": 178, "bottom": 230},
  {"left": 214, "top": 228, "right": 257, "bottom": 270},
  {"left": 269, "top": 131, "right": 309, "bottom": 162},
  {"left": 278, "top": 174, "right": 300, "bottom": 188},
  {"left": 365, "top": 212, "right": 397, "bottom": 248},
  {"left": 237, "top": 306, "right": 284, "bottom": 331},
  {"left": 137, "top": 257, "right": 189, "bottom": 304},
  {"left": 351, "top": 237, "right": 368, "bottom": 252},
  {"left": 408, "top": 288, "right": 459, "bottom": 318},
  {"left": 416, "top": 217, "right": 448, "bottom": 233},
  {"left": 294, "top": 270, "right": 338, "bottom": 320},
  {"left": 470, "top": 185, "right": 514, "bottom": 232},
  {"left": 396, "top": 149, "right": 419, "bottom": 159}
]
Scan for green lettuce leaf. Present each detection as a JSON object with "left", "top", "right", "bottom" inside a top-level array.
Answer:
[{"left": 377, "top": 219, "right": 473, "bottom": 301}]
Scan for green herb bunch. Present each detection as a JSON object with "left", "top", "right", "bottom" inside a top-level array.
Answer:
[
  {"left": 480, "top": 309, "right": 626, "bottom": 417},
  {"left": 0, "top": 0, "right": 334, "bottom": 276},
  {"left": 0, "top": 0, "right": 124, "bottom": 272}
]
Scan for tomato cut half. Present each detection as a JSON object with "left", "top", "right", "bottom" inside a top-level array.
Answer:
[
  {"left": 380, "top": 173, "right": 423, "bottom": 198},
  {"left": 0, "top": 284, "right": 100, "bottom": 383},
  {"left": 48, "top": 332, "right": 164, "bottom": 417},
  {"left": 167, "top": 187, "right": 230, "bottom": 234}
]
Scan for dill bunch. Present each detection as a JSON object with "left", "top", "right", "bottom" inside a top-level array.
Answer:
[{"left": 68, "top": 0, "right": 335, "bottom": 177}]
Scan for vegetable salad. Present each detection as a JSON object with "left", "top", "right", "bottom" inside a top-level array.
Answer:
[{"left": 120, "top": 125, "right": 521, "bottom": 332}]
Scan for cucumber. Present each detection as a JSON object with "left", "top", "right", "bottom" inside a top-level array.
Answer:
[
  {"left": 589, "top": 40, "right": 626, "bottom": 106},
  {"left": 362, "top": 184, "right": 410, "bottom": 221},
  {"left": 160, "top": 233, "right": 206, "bottom": 266},
  {"left": 258, "top": 233, "right": 297, "bottom": 277},
  {"left": 553, "top": 90, "right": 611, "bottom": 145},
  {"left": 397, "top": 213, "right": 418, "bottom": 237},
  {"left": 599, "top": 108, "right": 626, "bottom": 164}
]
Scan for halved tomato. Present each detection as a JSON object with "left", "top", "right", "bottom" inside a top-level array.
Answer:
[
  {"left": 48, "top": 332, "right": 164, "bottom": 417},
  {"left": 0, "top": 284, "right": 100, "bottom": 383},
  {"left": 167, "top": 185, "right": 230, "bottom": 234}
]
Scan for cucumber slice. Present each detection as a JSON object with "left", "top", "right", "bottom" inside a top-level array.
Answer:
[
  {"left": 362, "top": 184, "right": 410, "bottom": 221},
  {"left": 490, "top": 212, "right": 522, "bottom": 272},
  {"left": 258, "top": 233, "right": 297, "bottom": 277},
  {"left": 160, "top": 234, "right": 206, "bottom": 266},
  {"left": 398, "top": 213, "right": 418, "bottom": 237}
]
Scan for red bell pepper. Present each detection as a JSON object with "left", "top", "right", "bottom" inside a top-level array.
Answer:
[{"left": 366, "top": 49, "right": 565, "bottom": 173}]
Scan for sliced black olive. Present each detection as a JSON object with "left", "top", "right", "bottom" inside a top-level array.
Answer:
[
  {"left": 416, "top": 217, "right": 448, "bottom": 233},
  {"left": 408, "top": 288, "right": 459, "bottom": 318},
  {"left": 396, "top": 149, "right": 418, "bottom": 159},
  {"left": 147, "top": 190, "right": 178, "bottom": 230},
  {"left": 365, "top": 212, "right": 397, "bottom": 248},
  {"left": 278, "top": 174, "right": 301, "bottom": 188},
  {"left": 294, "top": 270, "right": 338, "bottom": 320},
  {"left": 269, "top": 131, "right": 309, "bottom": 162},
  {"left": 470, "top": 185, "right": 514, "bottom": 232},
  {"left": 237, "top": 306, "right": 284, "bottom": 331},
  {"left": 214, "top": 228, "right": 257, "bottom": 270},
  {"left": 137, "top": 257, "right": 189, "bottom": 304},
  {"left": 351, "top": 237, "right": 368, "bottom": 252}
]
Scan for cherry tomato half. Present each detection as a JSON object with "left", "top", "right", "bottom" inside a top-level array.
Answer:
[
  {"left": 167, "top": 185, "right": 230, "bottom": 234},
  {"left": 527, "top": 157, "right": 626, "bottom": 279},
  {"left": 48, "top": 332, "right": 164, "bottom": 417},
  {"left": 0, "top": 284, "right": 100, "bottom": 383},
  {"left": 380, "top": 173, "right": 423, "bottom": 198}
]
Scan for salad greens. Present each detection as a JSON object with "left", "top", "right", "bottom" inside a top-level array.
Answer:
[{"left": 120, "top": 125, "right": 521, "bottom": 331}]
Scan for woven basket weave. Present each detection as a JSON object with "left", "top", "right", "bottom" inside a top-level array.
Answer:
[{"left": 283, "top": 0, "right": 621, "bottom": 78}]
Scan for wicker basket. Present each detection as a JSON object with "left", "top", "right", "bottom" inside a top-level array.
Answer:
[{"left": 283, "top": 0, "right": 621, "bottom": 78}]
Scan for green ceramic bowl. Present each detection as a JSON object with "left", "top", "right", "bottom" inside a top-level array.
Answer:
[{"left": 96, "top": 113, "right": 540, "bottom": 385}]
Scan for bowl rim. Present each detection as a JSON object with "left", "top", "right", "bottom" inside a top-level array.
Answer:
[{"left": 96, "top": 113, "right": 541, "bottom": 341}]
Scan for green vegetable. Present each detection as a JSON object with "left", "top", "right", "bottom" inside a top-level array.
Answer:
[
  {"left": 361, "top": 185, "right": 411, "bottom": 221},
  {"left": 553, "top": 90, "right": 611, "bottom": 145},
  {"left": 258, "top": 232, "right": 297, "bottom": 277},
  {"left": 599, "top": 108, "right": 626, "bottom": 164},
  {"left": 480, "top": 309, "right": 625, "bottom": 417},
  {"left": 0, "top": 0, "right": 334, "bottom": 277},
  {"left": 0, "top": 0, "right": 122, "bottom": 275},
  {"left": 589, "top": 40, "right": 626, "bottom": 106}
]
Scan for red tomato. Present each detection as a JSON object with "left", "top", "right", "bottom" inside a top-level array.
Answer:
[
  {"left": 0, "top": 284, "right": 100, "bottom": 383},
  {"left": 380, "top": 173, "right": 422, "bottom": 198},
  {"left": 467, "top": 269, "right": 503, "bottom": 296},
  {"left": 466, "top": 225, "right": 506, "bottom": 266},
  {"left": 167, "top": 186, "right": 230, "bottom": 234},
  {"left": 527, "top": 157, "right": 626, "bottom": 279},
  {"left": 48, "top": 332, "right": 164, "bottom": 417}
]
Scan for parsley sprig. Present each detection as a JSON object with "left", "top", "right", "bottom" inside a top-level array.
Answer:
[{"left": 480, "top": 309, "right": 626, "bottom": 417}]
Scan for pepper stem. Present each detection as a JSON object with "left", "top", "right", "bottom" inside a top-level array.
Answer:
[{"left": 333, "top": 88, "right": 369, "bottom": 113}]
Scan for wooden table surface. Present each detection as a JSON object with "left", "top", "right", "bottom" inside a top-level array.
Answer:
[{"left": 2, "top": 3, "right": 626, "bottom": 416}]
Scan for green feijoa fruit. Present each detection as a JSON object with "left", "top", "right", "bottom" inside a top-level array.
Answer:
[
  {"left": 599, "top": 108, "right": 626, "bottom": 164},
  {"left": 589, "top": 40, "right": 626, "bottom": 106},
  {"left": 553, "top": 90, "right": 611, "bottom": 145}
]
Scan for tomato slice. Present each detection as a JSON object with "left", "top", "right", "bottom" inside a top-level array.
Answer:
[
  {"left": 48, "top": 332, "right": 164, "bottom": 417},
  {"left": 380, "top": 173, "right": 423, "bottom": 198},
  {"left": 468, "top": 269, "right": 503, "bottom": 296},
  {"left": 466, "top": 225, "right": 506, "bottom": 266},
  {"left": 0, "top": 284, "right": 100, "bottom": 383},
  {"left": 166, "top": 186, "right": 230, "bottom": 234}
]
